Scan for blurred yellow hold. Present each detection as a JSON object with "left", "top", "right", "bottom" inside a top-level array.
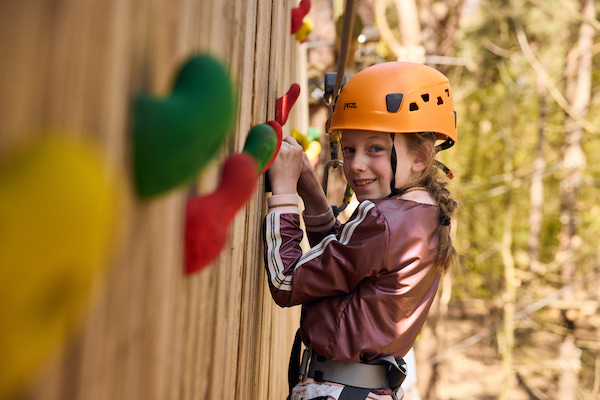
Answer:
[
  {"left": 0, "top": 134, "right": 119, "bottom": 399},
  {"left": 295, "top": 17, "right": 314, "bottom": 43},
  {"left": 305, "top": 140, "right": 322, "bottom": 164},
  {"left": 290, "top": 129, "right": 309, "bottom": 151}
]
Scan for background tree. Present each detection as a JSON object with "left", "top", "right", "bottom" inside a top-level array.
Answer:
[
  {"left": 449, "top": 0, "right": 600, "bottom": 398},
  {"left": 554, "top": 1, "right": 595, "bottom": 398},
  {"left": 307, "top": 0, "right": 600, "bottom": 398}
]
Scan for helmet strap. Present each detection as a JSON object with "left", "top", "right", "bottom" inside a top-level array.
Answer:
[
  {"left": 435, "top": 138, "right": 455, "bottom": 153},
  {"left": 434, "top": 160, "right": 455, "bottom": 180},
  {"left": 387, "top": 133, "right": 406, "bottom": 198},
  {"left": 434, "top": 138, "right": 456, "bottom": 179},
  {"left": 389, "top": 133, "right": 398, "bottom": 192}
]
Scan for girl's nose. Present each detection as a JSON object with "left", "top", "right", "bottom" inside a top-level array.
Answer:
[{"left": 350, "top": 152, "right": 367, "bottom": 172}]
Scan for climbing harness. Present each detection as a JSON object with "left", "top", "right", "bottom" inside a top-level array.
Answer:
[
  {"left": 298, "top": 348, "right": 406, "bottom": 400},
  {"left": 308, "top": 351, "right": 406, "bottom": 400},
  {"left": 288, "top": 330, "right": 407, "bottom": 400}
]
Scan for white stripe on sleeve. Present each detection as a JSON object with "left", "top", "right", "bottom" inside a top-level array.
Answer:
[{"left": 265, "top": 201, "right": 375, "bottom": 291}]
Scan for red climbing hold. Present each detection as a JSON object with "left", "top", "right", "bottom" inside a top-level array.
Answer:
[
  {"left": 291, "top": 0, "right": 311, "bottom": 34},
  {"left": 184, "top": 153, "right": 258, "bottom": 274},
  {"left": 275, "top": 83, "right": 301, "bottom": 127}
]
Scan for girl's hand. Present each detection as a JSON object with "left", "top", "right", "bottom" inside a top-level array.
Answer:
[{"left": 268, "top": 136, "right": 305, "bottom": 195}]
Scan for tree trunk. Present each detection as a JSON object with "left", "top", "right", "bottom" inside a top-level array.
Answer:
[
  {"left": 416, "top": 0, "right": 436, "bottom": 56},
  {"left": 498, "top": 91, "right": 516, "bottom": 400},
  {"left": 417, "top": 0, "right": 466, "bottom": 73},
  {"left": 556, "top": 0, "right": 594, "bottom": 398},
  {"left": 375, "top": 0, "right": 423, "bottom": 62},
  {"left": 500, "top": 201, "right": 515, "bottom": 400},
  {"left": 395, "top": 0, "right": 421, "bottom": 48},
  {"left": 528, "top": 74, "right": 546, "bottom": 273},
  {"left": 415, "top": 294, "right": 440, "bottom": 400}
]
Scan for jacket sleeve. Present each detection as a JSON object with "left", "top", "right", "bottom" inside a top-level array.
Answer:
[
  {"left": 263, "top": 200, "right": 389, "bottom": 307},
  {"left": 303, "top": 206, "right": 340, "bottom": 246}
]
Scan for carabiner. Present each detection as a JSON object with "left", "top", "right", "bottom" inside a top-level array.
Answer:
[
  {"left": 322, "top": 159, "right": 343, "bottom": 195},
  {"left": 322, "top": 159, "right": 353, "bottom": 217}
]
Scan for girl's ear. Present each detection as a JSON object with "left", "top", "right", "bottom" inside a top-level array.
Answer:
[{"left": 412, "top": 142, "right": 434, "bottom": 173}]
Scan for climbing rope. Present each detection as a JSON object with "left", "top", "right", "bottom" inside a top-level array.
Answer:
[
  {"left": 322, "top": 0, "right": 357, "bottom": 216},
  {"left": 330, "top": 0, "right": 357, "bottom": 105}
]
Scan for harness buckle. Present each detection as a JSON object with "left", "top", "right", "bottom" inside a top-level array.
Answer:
[{"left": 298, "top": 346, "right": 311, "bottom": 381}]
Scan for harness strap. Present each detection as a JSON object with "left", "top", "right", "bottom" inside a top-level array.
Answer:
[
  {"left": 307, "top": 350, "right": 407, "bottom": 399},
  {"left": 288, "top": 329, "right": 302, "bottom": 392},
  {"left": 339, "top": 386, "right": 371, "bottom": 400},
  {"left": 309, "top": 352, "right": 388, "bottom": 388}
]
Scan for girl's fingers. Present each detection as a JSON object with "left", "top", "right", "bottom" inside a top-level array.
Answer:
[{"left": 283, "top": 135, "right": 302, "bottom": 148}]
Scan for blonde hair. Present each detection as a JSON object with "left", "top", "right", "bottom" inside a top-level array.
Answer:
[{"left": 401, "top": 132, "right": 458, "bottom": 273}]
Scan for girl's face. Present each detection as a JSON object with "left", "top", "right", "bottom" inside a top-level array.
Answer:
[{"left": 341, "top": 130, "right": 422, "bottom": 201}]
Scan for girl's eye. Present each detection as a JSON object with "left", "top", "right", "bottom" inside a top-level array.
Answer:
[
  {"left": 342, "top": 147, "right": 355, "bottom": 155},
  {"left": 371, "top": 145, "right": 384, "bottom": 153}
]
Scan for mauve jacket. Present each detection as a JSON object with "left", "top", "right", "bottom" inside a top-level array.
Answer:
[{"left": 263, "top": 195, "right": 442, "bottom": 363}]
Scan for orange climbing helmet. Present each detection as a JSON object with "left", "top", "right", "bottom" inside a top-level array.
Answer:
[{"left": 330, "top": 61, "right": 457, "bottom": 143}]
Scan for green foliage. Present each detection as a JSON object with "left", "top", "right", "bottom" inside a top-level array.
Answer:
[
  {"left": 449, "top": 0, "right": 600, "bottom": 395},
  {"left": 450, "top": 0, "right": 597, "bottom": 295}
]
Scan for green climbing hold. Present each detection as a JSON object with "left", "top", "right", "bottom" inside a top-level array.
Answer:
[
  {"left": 307, "top": 126, "right": 322, "bottom": 142},
  {"left": 243, "top": 123, "right": 278, "bottom": 174},
  {"left": 133, "top": 54, "right": 236, "bottom": 198}
]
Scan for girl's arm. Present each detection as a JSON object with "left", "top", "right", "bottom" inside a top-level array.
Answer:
[
  {"left": 296, "top": 154, "right": 329, "bottom": 216},
  {"left": 263, "top": 200, "right": 388, "bottom": 307}
]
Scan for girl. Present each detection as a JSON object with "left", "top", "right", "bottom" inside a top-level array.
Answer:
[{"left": 263, "top": 62, "right": 458, "bottom": 400}]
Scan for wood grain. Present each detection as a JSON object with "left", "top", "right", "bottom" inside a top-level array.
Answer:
[{"left": 0, "top": 1, "right": 305, "bottom": 399}]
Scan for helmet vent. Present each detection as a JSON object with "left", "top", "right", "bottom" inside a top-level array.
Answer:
[
  {"left": 421, "top": 94, "right": 430, "bottom": 102},
  {"left": 445, "top": 89, "right": 450, "bottom": 97},
  {"left": 437, "top": 96, "right": 444, "bottom": 105},
  {"left": 409, "top": 102, "right": 419, "bottom": 111},
  {"left": 386, "top": 93, "right": 404, "bottom": 112}
]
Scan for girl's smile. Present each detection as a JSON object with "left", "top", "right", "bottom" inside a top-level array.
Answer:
[{"left": 341, "top": 130, "right": 420, "bottom": 201}]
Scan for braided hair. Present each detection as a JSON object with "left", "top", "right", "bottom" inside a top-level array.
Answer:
[{"left": 388, "top": 132, "right": 458, "bottom": 273}]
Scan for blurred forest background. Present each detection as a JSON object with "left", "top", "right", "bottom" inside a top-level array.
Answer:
[{"left": 306, "top": 0, "right": 600, "bottom": 399}]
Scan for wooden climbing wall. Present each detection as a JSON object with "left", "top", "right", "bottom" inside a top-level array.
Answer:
[{"left": 0, "top": 0, "right": 306, "bottom": 399}]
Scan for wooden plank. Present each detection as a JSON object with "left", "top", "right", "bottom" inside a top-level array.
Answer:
[
  {"left": 230, "top": 0, "right": 262, "bottom": 393},
  {"left": 0, "top": 1, "right": 307, "bottom": 399},
  {"left": 246, "top": 2, "right": 275, "bottom": 398},
  {"left": 0, "top": 2, "right": 46, "bottom": 146}
]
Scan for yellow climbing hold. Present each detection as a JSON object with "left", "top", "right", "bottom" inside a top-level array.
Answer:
[
  {"left": 0, "top": 134, "right": 119, "bottom": 399},
  {"left": 305, "top": 140, "right": 322, "bottom": 165},
  {"left": 290, "top": 129, "right": 310, "bottom": 151},
  {"left": 295, "top": 17, "right": 314, "bottom": 43}
]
